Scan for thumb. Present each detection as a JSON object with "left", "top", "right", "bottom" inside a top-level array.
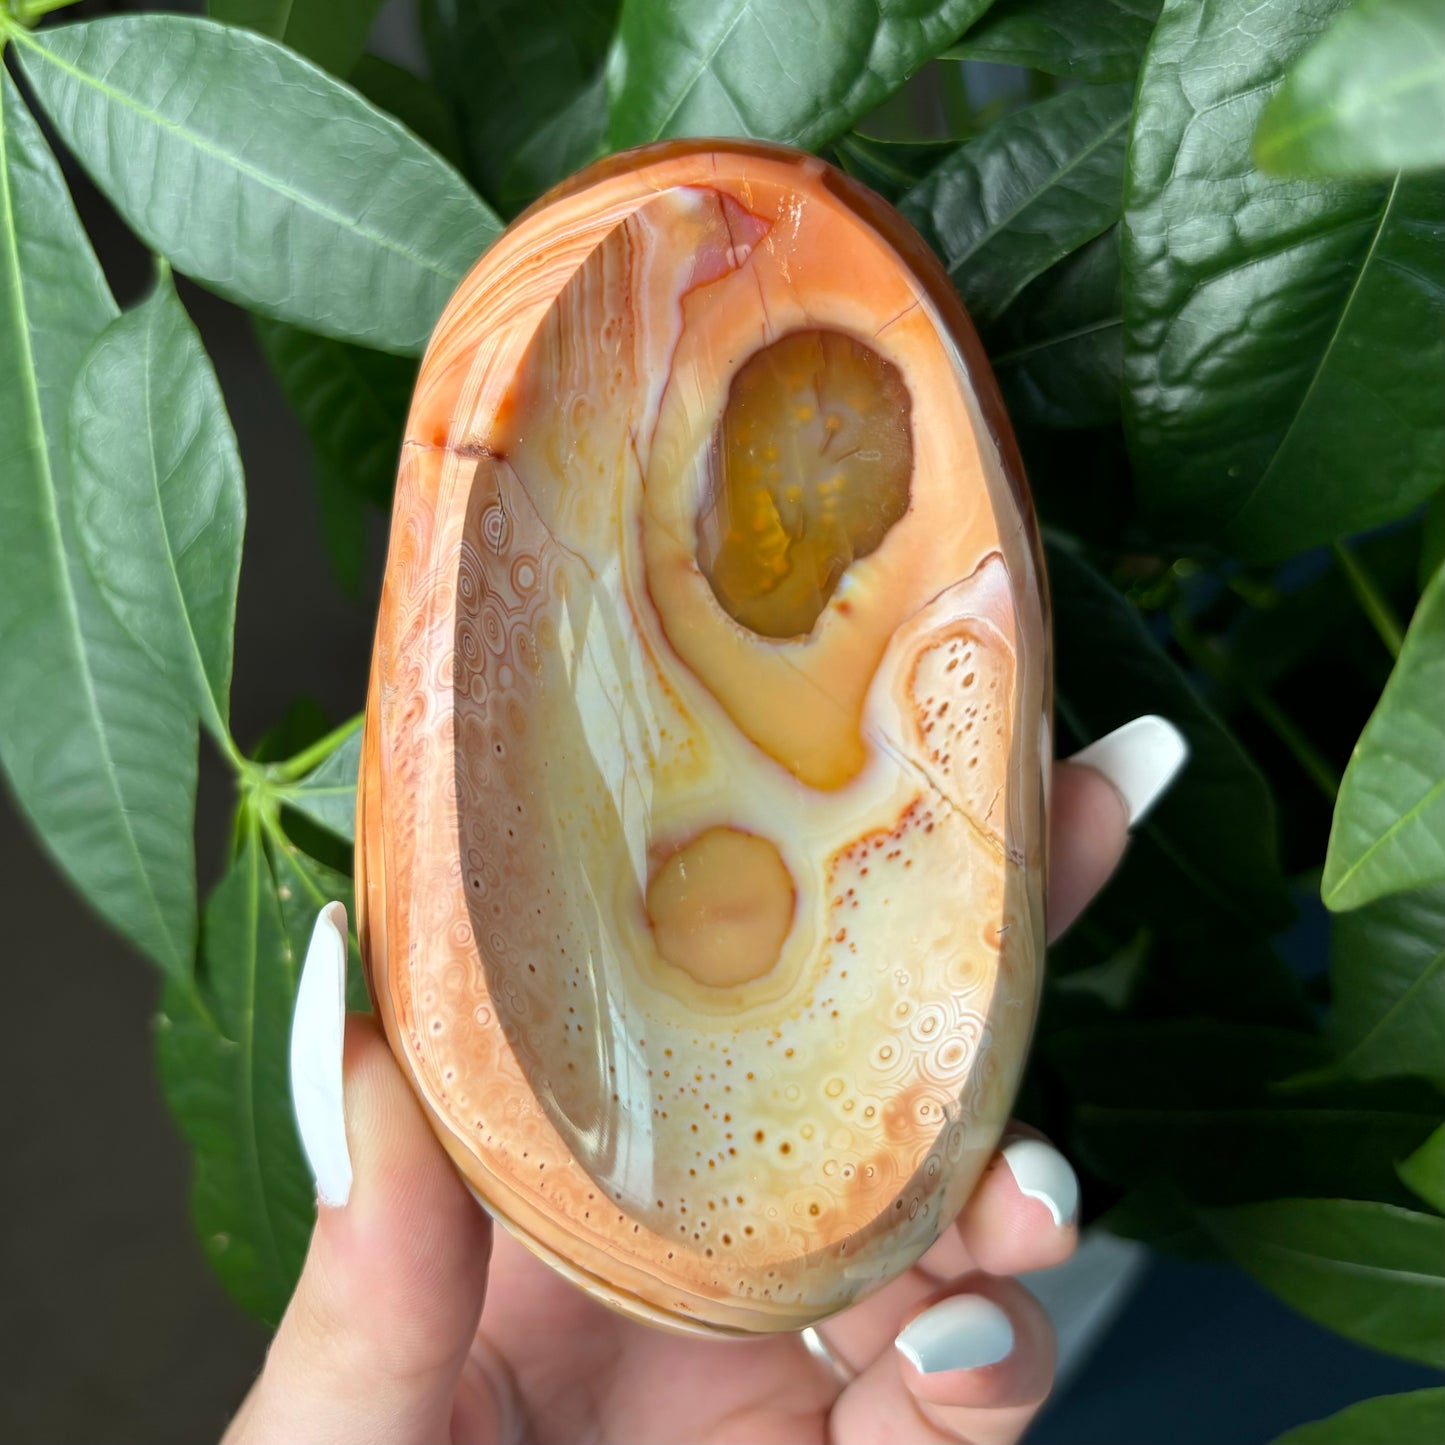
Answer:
[{"left": 225, "top": 906, "right": 493, "bottom": 1445}]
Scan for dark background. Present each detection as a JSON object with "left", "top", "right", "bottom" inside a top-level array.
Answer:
[{"left": 0, "top": 4, "right": 1436, "bottom": 1441}]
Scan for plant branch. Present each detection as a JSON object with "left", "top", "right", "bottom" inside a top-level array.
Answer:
[
  {"left": 268, "top": 711, "right": 363, "bottom": 782},
  {"left": 3, "top": 0, "right": 85, "bottom": 26},
  {"left": 1171, "top": 607, "right": 1341, "bottom": 801},
  {"left": 1331, "top": 539, "right": 1404, "bottom": 659}
]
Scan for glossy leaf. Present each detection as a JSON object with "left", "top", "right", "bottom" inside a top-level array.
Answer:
[
  {"left": 253, "top": 317, "right": 414, "bottom": 509},
  {"left": 14, "top": 16, "right": 501, "bottom": 355},
  {"left": 987, "top": 226, "right": 1122, "bottom": 429},
  {"left": 271, "top": 837, "right": 370, "bottom": 1014},
  {"left": 69, "top": 269, "right": 244, "bottom": 744},
  {"left": 278, "top": 728, "right": 361, "bottom": 844},
  {"left": 901, "top": 81, "right": 1132, "bottom": 324},
  {"left": 1101, "top": 1184, "right": 1217, "bottom": 1257},
  {"left": 0, "top": 74, "right": 196, "bottom": 976},
  {"left": 1398, "top": 1125, "right": 1445, "bottom": 1213},
  {"left": 1049, "top": 926, "right": 1148, "bottom": 1010},
  {"left": 1049, "top": 545, "right": 1292, "bottom": 929},
  {"left": 156, "top": 826, "right": 312, "bottom": 1324},
  {"left": 1207, "top": 1198, "right": 1445, "bottom": 1366},
  {"left": 313, "top": 460, "right": 373, "bottom": 598},
  {"left": 1227, "top": 528, "right": 1418, "bottom": 695},
  {"left": 422, "top": 0, "right": 616, "bottom": 214},
  {"left": 1130, "top": 933, "right": 1315, "bottom": 1033},
  {"left": 1273, "top": 1390, "right": 1445, "bottom": 1445},
  {"left": 1085, "top": 1089, "right": 1437, "bottom": 1209},
  {"left": 1050, "top": 1021, "right": 1439, "bottom": 1207},
  {"left": 833, "top": 132, "right": 962, "bottom": 203},
  {"left": 1255, "top": 0, "right": 1445, "bottom": 180},
  {"left": 606, "top": 0, "right": 998, "bottom": 151},
  {"left": 349, "top": 54, "right": 465, "bottom": 168},
  {"left": 1316, "top": 885, "right": 1445, "bottom": 1089},
  {"left": 1122, "top": 0, "right": 1445, "bottom": 558},
  {"left": 1323, "top": 568, "right": 1445, "bottom": 910},
  {"left": 208, "top": 0, "right": 386, "bottom": 79},
  {"left": 945, "top": 0, "right": 1160, "bottom": 81},
  {"left": 503, "top": 75, "right": 611, "bottom": 215},
  {"left": 1421, "top": 494, "right": 1445, "bottom": 590}
]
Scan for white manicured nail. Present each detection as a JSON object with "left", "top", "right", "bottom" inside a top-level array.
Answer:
[
  {"left": 290, "top": 901, "right": 353, "bottom": 1209},
  {"left": 895, "top": 1295, "right": 1015, "bottom": 1374},
  {"left": 1069, "top": 715, "right": 1189, "bottom": 827},
  {"left": 1002, "top": 1137, "right": 1080, "bottom": 1228}
]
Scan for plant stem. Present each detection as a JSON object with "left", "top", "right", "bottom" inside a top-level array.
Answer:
[
  {"left": 5, "top": 0, "right": 85, "bottom": 24},
  {"left": 269, "top": 711, "right": 363, "bottom": 782},
  {"left": 1171, "top": 608, "right": 1341, "bottom": 801},
  {"left": 1331, "top": 540, "right": 1404, "bottom": 659}
]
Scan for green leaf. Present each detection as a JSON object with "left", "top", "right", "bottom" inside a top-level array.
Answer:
[
  {"left": 1049, "top": 924, "right": 1148, "bottom": 1010},
  {"left": 0, "top": 74, "right": 196, "bottom": 975},
  {"left": 1255, "top": 0, "right": 1445, "bottom": 180},
  {"left": 1323, "top": 569, "right": 1445, "bottom": 910},
  {"left": 68, "top": 268, "right": 244, "bottom": 746},
  {"left": 987, "top": 226, "right": 1122, "bottom": 428},
  {"left": 253, "top": 317, "right": 413, "bottom": 509},
  {"left": 1398, "top": 1125, "right": 1445, "bottom": 1213},
  {"left": 606, "top": 0, "right": 998, "bottom": 151},
  {"left": 349, "top": 54, "right": 464, "bottom": 169},
  {"left": 271, "top": 837, "right": 370, "bottom": 1014},
  {"left": 1227, "top": 528, "right": 1417, "bottom": 696},
  {"left": 1050, "top": 1021, "right": 1440, "bottom": 1207},
  {"left": 945, "top": 0, "right": 1160, "bottom": 82},
  {"left": 833, "top": 132, "right": 963, "bottom": 204},
  {"left": 1122, "top": 0, "right": 1445, "bottom": 559},
  {"left": 1272, "top": 1389, "right": 1445, "bottom": 1445},
  {"left": 422, "top": 0, "right": 616, "bottom": 214},
  {"left": 1049, "top": 545, "right": 1292, "bottom": 930},
  {"left": 1078, "top": 1095, "right": 1441, "bottom": 1208},
  {"left": 900, "top": 81, "right": 1132, "bottom": 324},
  {"left": 1101, "top": 1184, "right": 1218, "bottom": 1257},
  {"left": 1206, "top": 1197, "right": 1445, "bottom": 1366},
  {"left": 1316, "top": 886, "right": 1445, "bottom": 1089},
  {"left": 502, "top": 74, "right": 611, "bottom": 214},
  {"left": 313, "top": 460, "right": 373, "bottom": 599},
  {"left": 156, "top": 825, "right": 313, "bottom": 1324},
  {"left": 208, "top": 0, "right": 386, "bottom": 79},
  {"left": 14, "top": 15, "right": 501, "bottom": 355},
  {"left": 277, "top": 728, "right": 361, "bottom": 843},
  {"left": 1130, "top": 934, "right": 1315, "bottom": 1032},
  {"left": 1421, "top": 494, "right": 1445, "bottom": 590}
]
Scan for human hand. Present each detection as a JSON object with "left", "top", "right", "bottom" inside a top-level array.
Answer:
[{"left": 226, "top": 716, "right": 1186, "bottom": 1445}]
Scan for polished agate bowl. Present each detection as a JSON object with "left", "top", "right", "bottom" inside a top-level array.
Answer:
[{"left": 356, "top": 141, "right": 1050, "bottom": 1336}]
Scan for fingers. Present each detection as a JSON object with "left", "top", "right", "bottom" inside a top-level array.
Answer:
[
  {"left": 823, "top": 1129, "right": 1078, "bottom": 1374},
  {"left": 920, "top": 1130, "right": 1079, "bottom": 1281},
  {"left": 831, "top": 1278, "right": 1056, "bottom": 1445},
  {"left": 226, "top": 908, "right": 499, "bottom": 1445},
  {"left": 1049, "top": 716, "right": 1188, "bottom": 942},
  {"left": 1047, "top": 762, "right": 1128, "bottom": 943}
]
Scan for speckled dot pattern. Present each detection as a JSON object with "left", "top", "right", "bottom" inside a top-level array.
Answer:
[{"left": 357, "top": 142, "right": 1049, "bottom": 1336}]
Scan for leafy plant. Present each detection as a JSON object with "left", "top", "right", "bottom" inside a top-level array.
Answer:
[{"left": 0, "top": 0, "right": 1440, "bottom": 1436}]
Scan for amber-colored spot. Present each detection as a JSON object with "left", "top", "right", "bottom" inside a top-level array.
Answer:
[
  {"left": 646, "top": 827, "right": 794, "bottom": 989},
  {"left": 697, "top": 329, "right": 913, "bottom": 639}
]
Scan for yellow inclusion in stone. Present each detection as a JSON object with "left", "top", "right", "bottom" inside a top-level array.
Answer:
[
  {"left": 697, "top": 329, "right": 913, "bottom": 639},
  {"left": 646, "top": 827, "right": 795, "bottom": 989}
]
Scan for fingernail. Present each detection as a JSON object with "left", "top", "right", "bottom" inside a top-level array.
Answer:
[
  {"left": 1002, "top": 1136, "right": 1080, "bottom": 1228},
  {"left": 1068, "top": 715, "right": 1189, "bottom": 827},
  {"left": 895, "top": 1295, "right": 1015, "bottom": 1374},
  {"left": 290, "top": 901, "right": 353, "bottom": 1209}
]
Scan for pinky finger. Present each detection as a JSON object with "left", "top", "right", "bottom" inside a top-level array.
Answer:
[{"left": 829, "top": 1278, "right": 1055, "bottom": 1445}]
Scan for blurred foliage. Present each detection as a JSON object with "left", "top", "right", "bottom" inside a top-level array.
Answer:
[{"left": 0, "top": 0, "right": 1440, "bottom": 1430}]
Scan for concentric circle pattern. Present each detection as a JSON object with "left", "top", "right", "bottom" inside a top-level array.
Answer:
[{"left": 357, "top": 141, "right": 1050, "bottom": 1335}]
